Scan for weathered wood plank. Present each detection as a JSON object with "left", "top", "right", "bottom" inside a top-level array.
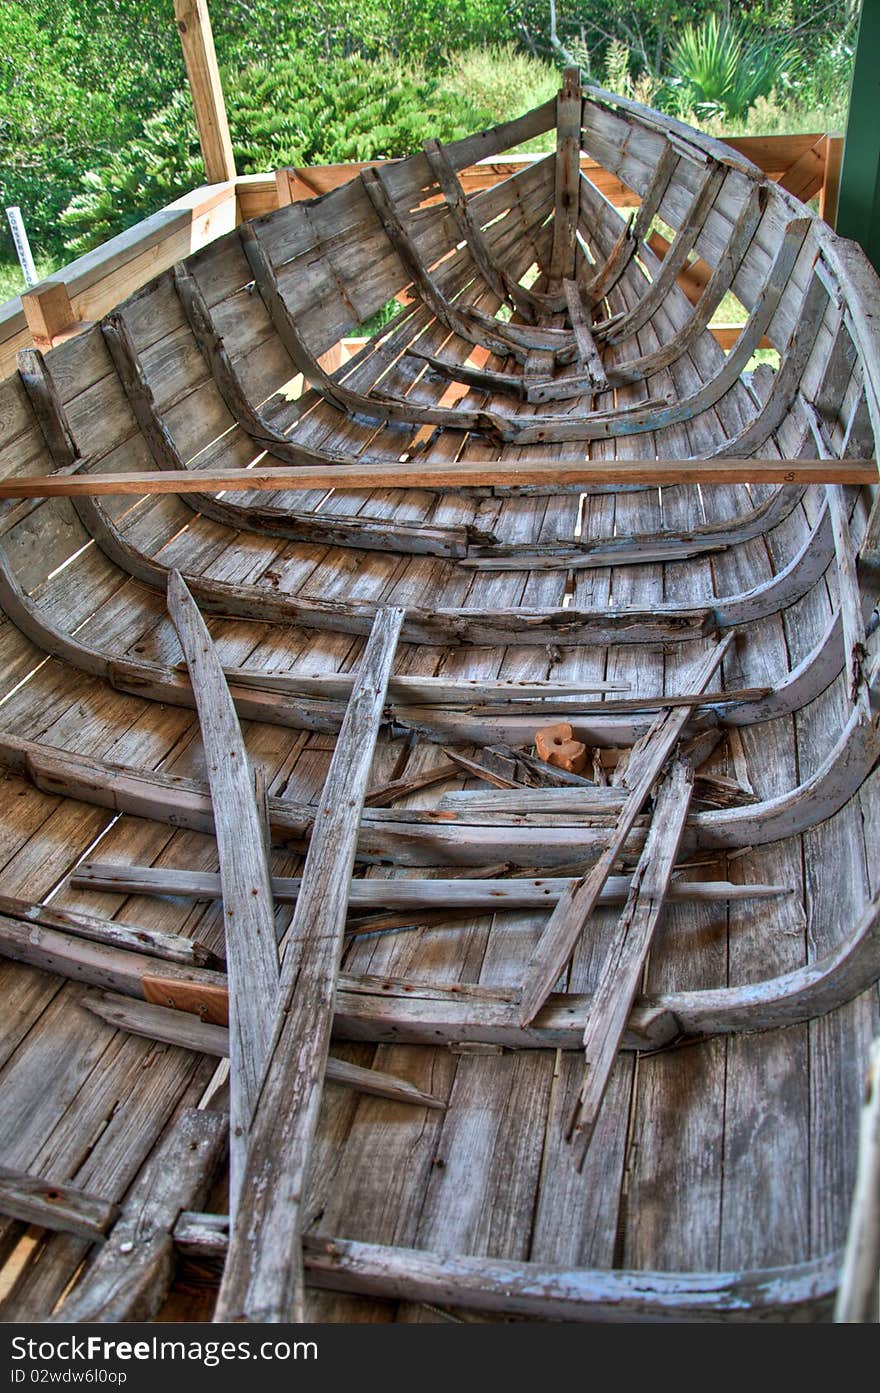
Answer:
[
  {"left": 0, "top": 1168, "right": 119, "bottom": 1243},
  {"left": 835, "top": 1037, "right": 880, "bottom": 1322},
  {"left": 549, "top": 67, "right": 583, "bottom": 282},
  {"left": 0, "top": 459, "right": 872, "bottom": 500},
  {"left": 568, "top": 760, "right": 694, "bottom": 1167},
  {"left": 71, "top": 862, "right": 794, "bottom": 910},
  {"left": 167, "top": 569, "right": 279, "bottom": 1209},
  {"left": 516, "top": 633, "right": 734, "bottom": 1025},
  {"left": 81, "top": 993, "right": 447, "bottom": 1111},
  {"left": 214, "top": 606, "right": 404, "bottom": 1323},
  {"left": 174, "top": 1218, "right": 840, "bottom": 1321},
  {"left": 51, "top": 1105, "right": 227, "bottom": 1323}
]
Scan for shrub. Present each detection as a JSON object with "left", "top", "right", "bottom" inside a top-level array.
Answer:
[
  {"left": 60, "top": 55, "right": 494, "bottom": 255},
  {"left": 665, "top": 13, "right": 798, "bottom": 122},
  {"left": 440, "top": 44, "right": 560, "bottom": 123}
]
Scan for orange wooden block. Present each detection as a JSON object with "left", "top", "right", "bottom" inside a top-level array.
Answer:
[{"left": 534, "top": 721, "right": 588, "bottom": 774}]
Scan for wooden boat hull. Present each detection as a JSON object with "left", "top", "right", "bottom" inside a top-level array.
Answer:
[{"left": 0, "top": 72, "right": 877, "bottom": 1323}]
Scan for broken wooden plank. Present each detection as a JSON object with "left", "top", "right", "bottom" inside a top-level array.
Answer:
[
  {"left": 80, "top": 993, "right": 447, "bottom": 1111},
  {"left": 0, "top": 892, "right": 220, "bottom": 970},
  {"left": 0, "top": 1168, "right": 119, "bottom": 1244},
  {"left": 515, "top": 633, "right": 736, "bottom": 1026},
  {"left": 562, "top": 279, "right": 608, "bottom": 386},
  {"left": 167, "top": 569, "right": 279, "bottom": 1210},
  {"left": 51, "top": 1104, "right": 227, "bottom": 1323},
  {"left": 214, "top": 605, "right": 404, "bottom": 1324},
  {"left": 70, "top": 863, "right": 794, "bottom": 911},
  {"left": 0, "top": 459, "right": 873, "bottom": 500},
  {"left": 568, "top": 760, "right": 695, "bottom": 1169}
]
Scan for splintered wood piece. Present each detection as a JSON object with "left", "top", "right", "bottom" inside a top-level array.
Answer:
[
  {"left": 214, "top": 606, "right": 404, "bottom": 1325},
  {"left": 562, "top": 279, "right": 609, "bottom": 387},
  {"left": 534, "top": 722, "right": 588, "bottom": 774},
  {"left": 167, "top": 569, "right": 280, "bottom": 1211},
  {"left": 0, "top": 1167, "right": 119, "bottom": 1242},
  {"left": 81, "top": 993, "right": 447, "bottom": 1111},
  {"left": 515, "top": 633, "right": 736, "bottom": 1025},
  {"left": 567, "top": 761, "right": 695, "bottom": 1169},
  {"left": 51, "top": 1105, "right": 227, "bottom": 1323},
  {"left": 549, "top": 66, "right": 583, "bottom": 281},
  {"left": 441, "top": 747, "right": 524, "bottom": 789}
]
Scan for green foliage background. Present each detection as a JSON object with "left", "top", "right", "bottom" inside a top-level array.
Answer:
[{"left": 0, "top": 0, "right": 858, "bottom": 294}]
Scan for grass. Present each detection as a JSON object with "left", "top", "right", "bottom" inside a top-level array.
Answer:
[{"left": 0, "top": 253, "right": 60, "bottom": 305}]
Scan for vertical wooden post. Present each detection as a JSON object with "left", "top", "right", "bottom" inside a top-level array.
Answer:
[
  {"left": 21, "top": 281, "right": 80, "bottom": 349},
  {"left": 549, "top": 66, "right": 583, "bottom": 283},
  {"left": 820, "top": 134, "right": 844, "bottom": 229},
  {"left": 836, "top": 1, "right": 880, "bottom": 266},
  {"left": 173, "top": 0, "right": 236, "bottom": 184}
]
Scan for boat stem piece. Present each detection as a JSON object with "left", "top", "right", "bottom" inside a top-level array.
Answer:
[{"left": 549, "top": 66, "right": 583, "bottom": 284}]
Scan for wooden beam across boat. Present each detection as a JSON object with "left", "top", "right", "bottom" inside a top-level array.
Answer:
[{"left": 0, "top": 459, "right": 874, "bottom": 500}]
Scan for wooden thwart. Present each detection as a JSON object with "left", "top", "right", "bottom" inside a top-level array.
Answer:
[
  {"left": 0, "top": 459, "right": 872, "bottom": 501},
  {"left": 515, "top": 633, "right": 735, "bottom": 1026}
]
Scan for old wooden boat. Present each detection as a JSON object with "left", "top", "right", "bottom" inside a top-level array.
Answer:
[{"left": 0, "top": 69, "right": 878, "bottom": 1324}]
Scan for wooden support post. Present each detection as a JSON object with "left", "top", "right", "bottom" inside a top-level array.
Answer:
[
  {"left": 20, "top": 281, "right": 82, "bottom": 350},
  {"left": 549, "top": 66, "right": 582, "bottom": 282},
  {"left": 174, "top": 0, "right": 236, "bottom": 184},
  {"left": 214, "top": 607, "right": 404, "bottom": 1325},
  {"left": 820, "top": 135, "right": 844, "bottom": 228}
]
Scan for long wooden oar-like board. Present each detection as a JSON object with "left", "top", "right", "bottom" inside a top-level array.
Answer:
[
  {"left": 0, "top": 459, "right": 874, "bottom": 500},
  {"left": 215, "top": 605, "right": 404, "bottom": 1324}
]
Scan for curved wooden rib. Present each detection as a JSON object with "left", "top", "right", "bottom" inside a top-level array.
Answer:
[
  {"left": 423, "top": 137, "right": 541, "bottom": 323},
  {"left": 69, "top": 473, "right": 835, "bottom": 637},
  {"left": 2, "top": 870, "right": 878, "bottom": 1059},
  {"left": 197, "top": 1231, "right": 842, "bottom": 1323},
  {"left": 231, "top": 230, "right": 500, "bottom": 436},
  {"left": 360, "top": 164, "right": 552, "bottom": 366},
  {"left": 501, "top": 218, "right": 812, "bottom": 444},
  {"left": 592, "top": 162, "right": 727, "bottom": 344},
  {"left": 0, "top": 696, "right": 875, "bottom": 871},
  {"left": 95, "top": 318, "right": 498, "bottom": 557}
]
